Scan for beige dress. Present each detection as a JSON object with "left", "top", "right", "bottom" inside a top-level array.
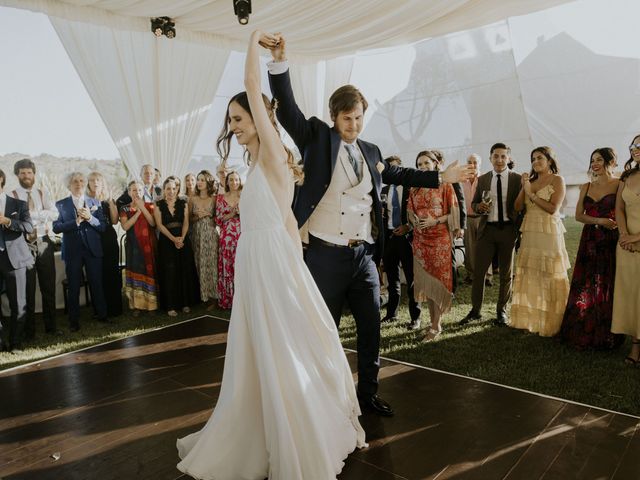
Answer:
[
  {"left": 511, "top": 183, "right": 571, "bottom": 336},
  {"left": 611, "top": 184, "right": 640, "bottom": 337}
]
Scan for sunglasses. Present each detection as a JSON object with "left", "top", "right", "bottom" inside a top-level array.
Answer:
[{"left": 629, "top": 143, "right": 640, "bottom": 151}]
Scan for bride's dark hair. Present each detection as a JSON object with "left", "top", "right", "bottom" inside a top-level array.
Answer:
[{"left": 216, "top": 92, "right": 304, "bottom": 185}]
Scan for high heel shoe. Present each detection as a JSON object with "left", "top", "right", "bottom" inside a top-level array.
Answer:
[
  {"left": 624, "top": 340, "right": 640, "bottom": 366},
  {"left": 422, "top": 327, "right": 442, "bottom": 342}
]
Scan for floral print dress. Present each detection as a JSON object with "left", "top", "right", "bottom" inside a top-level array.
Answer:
[{"left": 215, "top": 194, "right": 241, "bottom": 309}]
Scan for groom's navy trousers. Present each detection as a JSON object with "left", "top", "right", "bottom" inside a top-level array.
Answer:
[{"left": 305, "top": 236, "right": 380, "bottom": 396}]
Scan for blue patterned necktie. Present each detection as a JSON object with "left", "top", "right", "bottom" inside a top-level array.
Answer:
[
  {"left": 391, "top": 185, "right": 401, "bottom": 228},
  {"left": 345, "top": 144, "right": 361, "bottom": 180}
]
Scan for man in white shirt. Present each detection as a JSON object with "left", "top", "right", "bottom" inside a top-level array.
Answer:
[
  {"left": 117, "top": 164, "right": 162, "bottom": 208},
  {"left": 460, "top": 143, "right": 522, "bottom": 326},
  {"left": 12, "top": 159, "right": 60, "bottom": 338}
]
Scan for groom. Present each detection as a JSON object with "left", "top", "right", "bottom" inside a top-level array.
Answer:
[{"left": 266, "top": 35, "right": 473, "bottom": 416}]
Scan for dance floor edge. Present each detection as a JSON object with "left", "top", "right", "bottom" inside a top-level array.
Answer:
[{"left": 1, "top": 315, "right": 638, "bottom": 480}]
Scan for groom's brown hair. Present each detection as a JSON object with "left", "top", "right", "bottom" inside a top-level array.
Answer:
[{"left": 329, "top": 85, "right": 368, "bottom": 121}]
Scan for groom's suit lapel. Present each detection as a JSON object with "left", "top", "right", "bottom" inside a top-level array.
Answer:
[
  {"left": 357, "top": 139, "right": 382, "bottom": 192},
  {"left": 329, "top": 128, "right": 341, "bottom": 174}
]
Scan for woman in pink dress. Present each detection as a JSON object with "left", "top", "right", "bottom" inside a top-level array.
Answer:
[{"left": 215, "top": 171, "right": 242, "bottom": 309}]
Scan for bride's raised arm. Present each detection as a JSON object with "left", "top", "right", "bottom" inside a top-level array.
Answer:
[{"left": 245, "top": 31, "right": 289, "bottom": 183}]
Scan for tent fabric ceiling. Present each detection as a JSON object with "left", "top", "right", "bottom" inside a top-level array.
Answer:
[{"left": 3, "top": 0, "right": 575, "bottom": 57}]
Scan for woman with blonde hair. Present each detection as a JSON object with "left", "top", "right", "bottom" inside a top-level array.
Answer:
[
  {"left": 87, "top": 171, "right": 122, "bottom": 317},
  {"left": 183, "top": 172, "right": 197, "bottom": 199},
  {"left": 119, "top": 180, "right": 158, "bottom": 314}
]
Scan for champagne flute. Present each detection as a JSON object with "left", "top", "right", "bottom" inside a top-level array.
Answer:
[{"left": 481, "top": 190, "right": 492, "bottom": 215}]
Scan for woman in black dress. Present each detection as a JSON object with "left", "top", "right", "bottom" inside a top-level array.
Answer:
[
  {"left": 87, "top": 171, "right": 123, "bottom": 317},
  {"left": 154, "top": 176, "right": 200, "bottom": 316}
]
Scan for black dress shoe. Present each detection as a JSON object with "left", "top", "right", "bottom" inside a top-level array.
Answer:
[
  {"left": 358, "top": 394, "right": 394, "bottom": 417},
  {"left": 380, "top": 315, "right": 397, "bottom": 324},
  {"left": 407, "top": 319, "right": 421, "bottom": 331},
  {"left": 459, "top": 311, "right": 482, "bottom": 325},
  {"left": 493, "top": 314, "right": 509, "bottom": 326}
]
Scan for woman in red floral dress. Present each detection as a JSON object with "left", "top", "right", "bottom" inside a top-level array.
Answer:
[
  {"left": 215, "top": 171, "right": 242, "bottom": 309},
  {"left": 408, "top": 150, "right": 459, "bottom": 341}
]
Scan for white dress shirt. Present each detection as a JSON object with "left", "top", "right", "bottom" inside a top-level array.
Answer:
[
  {"left": 487, "top": 169, "right": 510, "bottom": 222},
  {"left": 13, "top": 185, "right": 58, "bottom": 238},
  {"left": 0, "top": 192, "right": 6, "bottom": 219}
]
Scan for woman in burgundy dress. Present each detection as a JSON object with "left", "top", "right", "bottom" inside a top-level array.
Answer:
[{"left": 559, "top": 148, "right": 625, "bottom": 349}]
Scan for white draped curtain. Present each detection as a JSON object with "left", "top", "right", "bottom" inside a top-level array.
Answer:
[{"left": 50, "top": 16, "right": 229, "bottom": 179}]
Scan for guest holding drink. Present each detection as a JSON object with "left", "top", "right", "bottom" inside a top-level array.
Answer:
[
  {"left": 560, "top": 148, "right": 624, "bottom": 349},
  {"left": 612, "top": 134, "right": 640, "bottom": 364},
  {"left": 87, "top": 171, "right": 122, "bottom": 318},
  {"left": 215, "top": 171, "right": 242, "bottom": 309},
  {"left": 407, "top": 151, "right": 459, "bottom": 341},
  {"left": 119, "top": 181, "right": 158, "bottom": 314},
  {"left": 154, "top": 176, "right": 200, "bottom": 316},
  {"left": 511, "top": 147, "right": 570, "bottom": 336},
  {"left": 190, "top": 170, "right": 219, "bottom": 309}
]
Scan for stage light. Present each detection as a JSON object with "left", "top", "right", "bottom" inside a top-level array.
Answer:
[
  {"left": 233, "top": 0, "right": 251, "bottom": 25},
  {"left": 150, "top": 17, "right": 176, "bottom": 39}
]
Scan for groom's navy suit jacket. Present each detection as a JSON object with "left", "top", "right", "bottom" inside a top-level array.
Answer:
[{"left": 269, "top": 70, "right": 439, "bottom": 262}]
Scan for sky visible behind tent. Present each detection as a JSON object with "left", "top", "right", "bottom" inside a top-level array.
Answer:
[{"left": 0, "top": 0, "right": 639, "bottom": 179}]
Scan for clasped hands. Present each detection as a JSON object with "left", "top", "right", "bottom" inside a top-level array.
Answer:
[
  {"left": 0, "top": 215, "right": 11, "bottom": 227},
  {"left": 173, "top": 236, "right": 185, "bottom": 249},
  {"left": 619, "top": 232, "right": 640, "bottom": 252},
  {"left": 76, "top": 207, "right": 92, "bottom": 223},
  {"left": 415, "top": 215, "right": 439, "bottom": 231},
  {"left": 256, "top": 31, "right": 286, "bottom": 61}
]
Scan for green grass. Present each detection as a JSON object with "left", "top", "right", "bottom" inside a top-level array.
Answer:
[
  {"left": 3, "top": 217, "right": 639, "bottom": 416},
  {"left": 338, "top": 217, "right": 640, "bottom": 417}
]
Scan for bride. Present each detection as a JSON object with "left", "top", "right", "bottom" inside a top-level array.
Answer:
[{"left": 176, "top": 31, "right": 366, "bottom": 479}]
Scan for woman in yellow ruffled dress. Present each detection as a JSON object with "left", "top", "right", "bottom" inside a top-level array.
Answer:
[{"left": 511, "top": 146, "right": 570, "bottom": 336}]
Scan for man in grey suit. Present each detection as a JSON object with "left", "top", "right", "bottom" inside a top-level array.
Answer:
[
  {"left": 459, "top": 143, "right": 521, "bottom": 326},
  {"left": 0, "top": 169, "right": 35, "bottom": 351}
]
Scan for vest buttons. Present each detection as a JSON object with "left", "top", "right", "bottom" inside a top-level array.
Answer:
[
  {"left": 311, "top": 204, "right": 315, "bottom": 209},
  {"left": 340, "top": 232, "right": 343, "bottom": 235},
  {"left": 341, "top": 212, "right": 344, "bottom": 215},
  {"left": 360, "top": 213, "right": 364, "bottom": 216}
]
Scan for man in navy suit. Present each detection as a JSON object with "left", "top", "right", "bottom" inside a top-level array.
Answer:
[
  {"left": 266, "top": 34, "right": 473, "bottom": 416},
  {"left": 0, "top": 169, "right": 35, "bottom": 352},
  {"left": 53, "top": 172, "right": 108, "bottom": 331}
]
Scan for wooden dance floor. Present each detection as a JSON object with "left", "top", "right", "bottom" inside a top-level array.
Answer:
[{"left": 1, "top": 316, "right": 639, "bottom": 480}]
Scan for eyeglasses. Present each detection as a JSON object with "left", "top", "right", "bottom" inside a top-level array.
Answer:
[{"left": 629, "top": 143, "right": 640, "bottom": 151}]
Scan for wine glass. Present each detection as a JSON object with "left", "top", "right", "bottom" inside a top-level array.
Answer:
[{"left": 481, "top": 190, "right": 492, "bottom": 215}]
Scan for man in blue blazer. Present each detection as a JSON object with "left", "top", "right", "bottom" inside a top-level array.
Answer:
[
  {"left": 0, "top": 169, "right": 35, "bottom": 351},
  {"left": 266, "top": 35, "right": 473, "bottom": 416},
  {"left": 53, "top": 172, "right": 108, "bottom": 331}
]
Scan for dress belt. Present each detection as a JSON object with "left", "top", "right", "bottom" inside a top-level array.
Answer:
[{"left": 311, "top": 236, "right": 367, "bottom": 249}]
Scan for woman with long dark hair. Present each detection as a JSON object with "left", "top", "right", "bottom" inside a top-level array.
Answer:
[
  {"left": 612, "top": 134, "right": 640, "bottom": 364},
  {"left": 177, "top": 30, "right": 365, "bottom": 479},
  {"left": 559, "top": 148, "right": 624, "bottom": 349},
  {"left": 215, "top": 170, "right": 242, "bottom": 309},
  {"left": 511, "top": 146, "right": 570, "bottom": 336}
]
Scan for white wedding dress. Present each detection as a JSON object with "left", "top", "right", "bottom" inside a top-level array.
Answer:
[{"left": 177, "top": 164, "right": 366, "bottom": 480}]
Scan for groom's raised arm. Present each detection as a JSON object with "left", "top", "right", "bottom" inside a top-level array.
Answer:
[
  {"left": 381, "top": 160, "right": 439, "bottom": 188},
  {"left": 266, "top": 36, "right": 315, "bottom": 152}
]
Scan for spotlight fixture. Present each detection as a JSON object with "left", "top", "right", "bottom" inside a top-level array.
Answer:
[
  {"left": 233, "top": 0, "right": 251, "bottom": 25},
  {"left": 150, "top": 17, "right": 176, "bottom": 39}
]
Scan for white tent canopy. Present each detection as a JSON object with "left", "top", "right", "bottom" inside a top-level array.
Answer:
[{"left": 0, "top": 0, "right": 577, "bottom": 177}]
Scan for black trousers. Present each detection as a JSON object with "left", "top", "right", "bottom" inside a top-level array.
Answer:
[
  {"left": 0, "top": 250, "right": 27, "bottom": 349},
  {"left": 382, "top": 230, "right": 420, "bottom": 321},
  {"left": 24, "top": 236, "right": 57, "bottom": 337},
  {"left": 305, "top": 236, "right": 380, "bottom": 397}
]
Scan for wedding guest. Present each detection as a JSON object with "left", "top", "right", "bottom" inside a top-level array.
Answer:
[
  {"left": 153, "top": 168, "right": 162, "bottom": 192},
  {"left": 87, "top": 171, "right": 122, "bottom": 318},
  {"left": 190, "top": 170, "right": 219, "bottom": 309},
  {"left": 380, "top": 156, "right": 420, "bottom": 329},
  {"left": 11, "top": 158, "right": 59, "bottom": 338},
  {"left": 116, "top": 164, "right": 162, "bottom": 208},
  {"left": 154, "top": 176, "right": 199, "bottom": 317},
  {"left": 511, "top": 146, "right": 570, "bottom": 336},
  {"left": 0, "top": 169, "right": 34, "bottom": 352},
  {"left": 612, "top": 134, "right": 640, "bottom": 364},
  {"left": 461, "top": 154, "right": 490, "bottom": 285},
  {"left": 560, "top": 148, "right": 624, "bottom": 349},
  {"left": 432, "top": 150, "right": 466, "bottom": 292},
  {"left": 119, "top": 181, "right": 158, "bottom": 314},
  {"left": 460, "top": 143, "right": 522, "bottom": 326},
  {"left": 53, "top": 172, "right": 108, "bottom": 331},
  {"left": 215, "top": 171, "right": 242, "bottom": 309},
  {"left": 184, "top": 173, "right": 197, "bottom": 199},
  {"left": 408, "top": 151, "right": 459, "bottom": 341}
]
